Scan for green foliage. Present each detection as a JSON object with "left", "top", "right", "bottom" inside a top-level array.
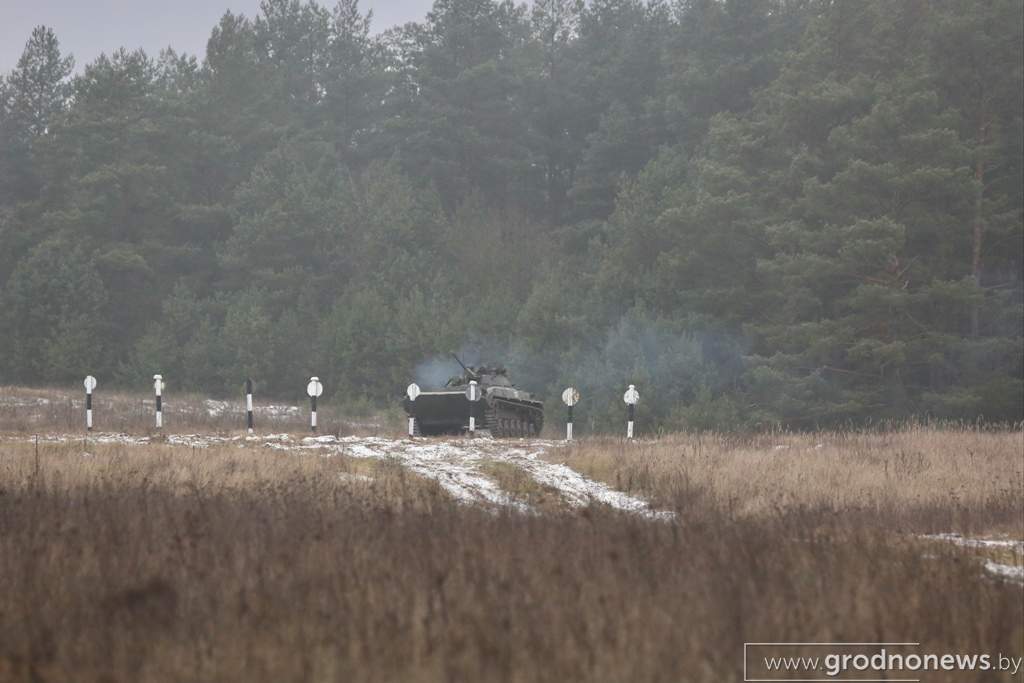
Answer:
[
  {"left": 0, "top": 239, "right": 109, "bottom": 382},
  {"left": 0, "top": 0, "right": 1020, "bottom": 428}
]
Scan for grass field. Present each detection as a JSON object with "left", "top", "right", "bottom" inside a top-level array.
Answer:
[
  {"left": 0, "top": 389, "right": 1021, "bottom": 681},
  {"left": 545, "top": 429, "right": 1024, "bottom": 534}
]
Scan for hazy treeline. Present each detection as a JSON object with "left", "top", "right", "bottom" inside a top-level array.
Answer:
[{"left": 0, "top": 0, "right": 1021, "bottom": 429}]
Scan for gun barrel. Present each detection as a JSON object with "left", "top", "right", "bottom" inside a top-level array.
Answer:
[{"left": 451, "top": 353, "right": 478, "bottom": 379}]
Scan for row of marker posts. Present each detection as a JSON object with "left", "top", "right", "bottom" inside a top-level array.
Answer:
[
  {"left": 404, "top": 381, "right": 641, "bottom": 440},
  {"left": 80, "top": 374, "right": 326, "bottom": 433},
  {"left": 84, "top": 374, "right": 162, "bottom": 431},
  {"left": 80, "top": 374, "right": 641, "bottom": 438}
]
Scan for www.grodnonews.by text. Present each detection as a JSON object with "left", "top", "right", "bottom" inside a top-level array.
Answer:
[{"left": 745, "top": 644, "right": 1023, "bottom": 680}]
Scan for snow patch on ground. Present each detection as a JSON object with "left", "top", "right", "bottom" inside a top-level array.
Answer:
[
  {"left": 984, "top": 561, "right": 1024, "bottom": 582},
  {"left": 276, "top": 435, "right": 671, "bottom": 517},
  {"left": 204, "top": 399, "right": 232, "bottom": 417},
  {"left": 920, "top": 533, "right": 1024, "bottom": 584},
  {"left": 486, "top": 447, "right": 674, "bottom": 519},
  {"left": 24, "top": 432, "right": 242, "bottom": 448},
  {"left": 0, "top": 396, "right": 51, "bottom": 407},
  {"left": 921, "top": 533, "right": 1024, "bottom": 554},
  {"left": 4, "top": 432, "right": 670, "bottom": 517},
  {"left": 257, "top": 404, "right": 302, "bottom": 420},
  {"left": 338, "top": 472, "right": 374, "bottom": 483},
  {"left": 272, "top": 436, "right": 528, "bottom": 509},
  {"left": 197, "top": 399, "right": 303, "bottom": 421},
  {"left": 26, "top": 432, "right": 152, "bottom": 446},
  {"left": 204, "top": 400, "right": 376, "bottom": 427}
]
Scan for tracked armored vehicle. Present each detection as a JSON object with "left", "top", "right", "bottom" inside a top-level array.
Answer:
[{"left": 405, "top": 356, "right": 544, "bottom": 437}]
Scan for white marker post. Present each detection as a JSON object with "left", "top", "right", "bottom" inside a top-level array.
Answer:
[
  {"left": 623, "top": 384, "right": 640, "bottom": 439},
  {"left": 406, "top": 383, "right": 421, "bottom": 437},
  {"left": 84, "top": 375, "right": 97, "bottom": 431},
  {"left": 245, "top": 378, "right": 254, "bottom": 434},
  {"left": 561, "top": 387, "right": 579, "bottom": 441},
  {"left": 307, "top": 377, "right": 323, "bottom": 433},
  {"left": 153, "top": 374, "right": 164, "bottom": 429},
  {"left": 465, "top": 380, "right": 480, "bottom": 435}
]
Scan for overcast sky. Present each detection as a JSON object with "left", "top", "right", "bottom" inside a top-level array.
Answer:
[{"left": 1, "top": 0, "right": 436, "bottom": 73}]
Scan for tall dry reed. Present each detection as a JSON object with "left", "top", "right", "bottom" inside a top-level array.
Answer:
[{"left": 0, "top": 438, "right": 1020, "bottom": 682}]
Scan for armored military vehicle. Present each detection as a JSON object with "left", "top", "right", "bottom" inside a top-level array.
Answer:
[{"left": 405, "top": 356, "right": 544, "bottom": 437}]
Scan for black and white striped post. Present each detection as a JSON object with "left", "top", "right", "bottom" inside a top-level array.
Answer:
[
  {"left": 406, "top": 383, "right": 421, "bottom": 437},
  {"left": 153, "top": 374, "right": 164, "bottom": 429},
  {"left": 623, "top": 384, "right": 639, "bottom": 439},
  {"left": 561, "top": 387, "right": 579, "bottom": 441},
  {"left": 307, "top": 377, "right": 323, "bottom": 433},
  {"left": 465, "top": 380, "right": 480, "bottom": 435},
  {"left": 245, "top": 378, "right": 254, "bottom": 434},
  {"left": 84, "top": 375, "right": 97, "bottom": 431}
]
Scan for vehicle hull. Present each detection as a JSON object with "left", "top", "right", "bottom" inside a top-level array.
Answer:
[{"left": 405, "top": 390, "right": 544, "bottom": 437}]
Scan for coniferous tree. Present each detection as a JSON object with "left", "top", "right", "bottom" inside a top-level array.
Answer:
[{"left": 0, "top": 1, "right": 1019, "bottom": 425}]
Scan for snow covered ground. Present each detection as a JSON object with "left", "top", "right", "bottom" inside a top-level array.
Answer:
[
  {"left": 8, "top": 432, "right": 670, "bottom": 518},
  {"left": 984, "top": 561, "right": 1024, "bottom": 582},
  {"left": 0, "top": 395, "right": 51, "bottom": 407},
  {"left": 921, "top": 533, "right": 1024, "bottom": 554},
  {"left": 921, "top": 533, "right": 1024, "bottom": 584},
  {"left": 274, "top": 435, "right": 673, "bottom": 518},
  {"left": 203, "top": 399, "right": 304, "bottom": 421}
]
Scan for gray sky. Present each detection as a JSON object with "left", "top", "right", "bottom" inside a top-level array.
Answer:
[{"left": 1, "top": 0, "right": 436, "bottom": 73}]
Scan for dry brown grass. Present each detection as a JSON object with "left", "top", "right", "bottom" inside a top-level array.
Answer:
[
  {"left": 478, "top": 460, "right": 566, "bottom": 513},
  {"left": 0, "top": 428, "right": 1021, "bottom": 682},
  {"left": 547, "top": 427, "right": 1024, "bottom": 535}
]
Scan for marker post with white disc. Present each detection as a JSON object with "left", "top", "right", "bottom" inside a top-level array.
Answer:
[
  {"left": 84, "top": 375, "right": 97, "bottom": 431},
  {"left": 245, "top": 378, "right": 254, "bottom": 434},
  {"left": 406, "top": 383, "right": 420, "bottom": 437},
  {"left": 623, "top": 384, "right": 640, "bottom": 439},
  {"left": 153, "top": 375, "right": 164, "bottom": 429},
  {"left": 307, "top": 377, "right": 323, "bottom": 433},
  {"left": 466, "top": 380, "right": 480, "bottom": 435},
  {"left": 561, "top": 387, "right": 580, "bottom": 441}
]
